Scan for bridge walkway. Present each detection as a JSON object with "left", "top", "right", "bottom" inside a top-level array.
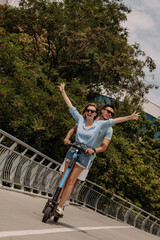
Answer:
[{"left": 0, "top": 189, "right": 159, "bottom": 240}]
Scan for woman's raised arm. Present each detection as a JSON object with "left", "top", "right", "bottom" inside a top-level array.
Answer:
[{"left": 58, "top": 83, "right": 73, "bottom": 109}]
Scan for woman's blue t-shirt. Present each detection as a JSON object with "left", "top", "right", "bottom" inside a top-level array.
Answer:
[{"left": 69, "top": 107, "right": 114, "bottom": 147}]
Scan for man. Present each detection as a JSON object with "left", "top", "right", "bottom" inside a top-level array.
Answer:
[{"left": 59, "top": 104, "right": 114, "bottom": 182}]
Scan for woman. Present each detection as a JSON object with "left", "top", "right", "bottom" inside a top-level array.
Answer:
[{"left": 56, "top": 82, "right": 140, "bottom": 216}]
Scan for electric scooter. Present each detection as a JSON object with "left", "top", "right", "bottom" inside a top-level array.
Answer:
[{"left": 42, "top": 142, "right": 86, "bottom": 223}]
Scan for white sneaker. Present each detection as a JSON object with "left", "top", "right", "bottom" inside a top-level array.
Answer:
[{"left": 56, "top": 206, "right": 64, "bottom": 216}]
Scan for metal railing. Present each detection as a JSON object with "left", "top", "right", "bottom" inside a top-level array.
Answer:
[
  {"left": 0, "top": 129, "right": 61, "bottom": 195},
  {"left": 0, "top": 129, "right": 160, "bottom": 237}
]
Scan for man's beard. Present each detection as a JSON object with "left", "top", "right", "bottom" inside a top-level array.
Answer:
[{"left": 102, "top": 115, "right": 108, "bottom": 120}]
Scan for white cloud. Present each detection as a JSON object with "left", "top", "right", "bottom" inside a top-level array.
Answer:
[
  {"left": 122, "top": 0, "right": 160, "bottom": 107},
  {"left": 144, "top": 0, "right": 160, "bottom": 10},
  {"left": 126, "top": 11, "right": 155, "bottom": 31}
]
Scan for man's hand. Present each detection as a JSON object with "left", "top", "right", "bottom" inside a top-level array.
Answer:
[
  {"left": 130, "top": 111, "right": 141, "bottom": 120},
  {"left": 85, "top": 148, "right": 95, "bottom": 155}
]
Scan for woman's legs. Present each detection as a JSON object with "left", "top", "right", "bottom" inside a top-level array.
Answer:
[{"left": 58, "top": 164, "right": 83, "bottom": 209}]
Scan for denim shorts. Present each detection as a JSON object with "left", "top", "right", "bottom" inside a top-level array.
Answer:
[{"left": 65, "top": 142, "right": 95, "bottom": 169}]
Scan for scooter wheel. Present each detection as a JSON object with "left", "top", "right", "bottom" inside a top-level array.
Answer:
[
  {"left": 53, "top": 216, "right": 59, "bottom": 222},
  {"left": 42, "top": 206, "right": 52, "bottom": 223}
]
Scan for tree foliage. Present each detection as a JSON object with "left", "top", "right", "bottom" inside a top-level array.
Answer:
[
  {"left": 0, "top": 0, "right": 156, "bottom": 102},
  {"left": 88, "top": 99, "right": 160, "bottom": 216}
]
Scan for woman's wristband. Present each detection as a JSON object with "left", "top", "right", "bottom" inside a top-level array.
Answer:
[{"left": 92, "top": 148, "right": 96, "bottom": 155}]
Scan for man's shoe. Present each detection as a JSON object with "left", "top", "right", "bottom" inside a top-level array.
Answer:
[{"left": 64, "top": 200, "right": 70, "bottom": 207}]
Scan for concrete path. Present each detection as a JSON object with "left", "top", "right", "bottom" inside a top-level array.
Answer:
[{"left": 0, "top": 188, "right": 159, "bottom": 240}]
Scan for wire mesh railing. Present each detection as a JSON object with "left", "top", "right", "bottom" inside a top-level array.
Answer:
[{"left": 0, "top": 129, "right": 160, "bottom": 237}]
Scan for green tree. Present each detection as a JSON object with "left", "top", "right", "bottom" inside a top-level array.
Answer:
[
  {"left": 88, "top": 99, "right": 160, "bottom": 217},
  {"left": 1, "top": 0, "right": 156, "bottom": 104},
  {"left": 0, "top": 24, "right": 87, "bottom": 160}
]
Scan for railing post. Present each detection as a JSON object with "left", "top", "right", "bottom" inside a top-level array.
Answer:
[
  {"left": 150, "top": 221, "right": 157, "bottom": 234},
  {"left": 115, "top": 204, "right": 122, "bottom": 220},
  {"left": 94, "top": 194, "right": 102, "bottom": 212},
  {"left": 0, "top": 142, "right": 17, "bottom": 186},
  {"left": 10, "top": 155, "right": 22, "bottom": 187},
  {"left": 83, "top": 184, "right": 93, "bottom": 206},
  {"left": 30, "top": 164, "right": 39, "bottom": 192},
  {"left": 0, "top": 148, "right": 10, "bottom": 186},
  {"left": 124, "top": 207, "right": 133, "bottom": 224},
  {"left": 104, "top": 195, "right": 115, "bottom": 216},
  {"left": 133, "top": 212, "right": 141, "bottom": 227},
  {"left": 157, "top": 225, "right": 160, "bottom": 236},
  {"left": 0, "top": 135, "right": 5, "bottom": 143},
  {"left": 71, "top": 181, "right": 84, "bottom": 202},
  {"left": 42, "top": 169, "right": 60, "bottom": 195},
  {"left": 34, "top": 167, "right": 46, "bottom": 193},
  {"left": 20, "top": 160, "right": 31, "bottom": 189},
  {"left": 141, "top": 215, "right": 150, "bottom": 230}
]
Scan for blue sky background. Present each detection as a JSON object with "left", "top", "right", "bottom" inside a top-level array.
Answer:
[
  {"left": 122, "top": 0, "right": 160, "bottom": 107},
  {"left": 1, "top": 0, "right": 160, "bottom": 106}
]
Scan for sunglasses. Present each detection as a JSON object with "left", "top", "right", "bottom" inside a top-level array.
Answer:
[
  {"left": 105, "top": 109, "right": 114, "bottom": 117},
  {"left": 86, "top": 109, "right": 96, "bottom": 114}
]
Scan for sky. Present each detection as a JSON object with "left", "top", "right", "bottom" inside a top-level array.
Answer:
[
  {"left": 122, "top": 0, "right": 160, "bottom": 107},
  {"left": 1, "top": 0, "right": 160, "bottom": 107}
]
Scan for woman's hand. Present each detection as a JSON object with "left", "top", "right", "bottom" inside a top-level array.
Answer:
[
  {"left": 58, "top": 82, "right": 65, "bottom": 92},
  {"left": 58, "top": 82, "right": 73, "bottom": 109},
  {"left": 130, "top": 111, "right": 141, "bottom": 120},
  {"left": 85, "top": 148, "right": 95, "bottom": 155}
]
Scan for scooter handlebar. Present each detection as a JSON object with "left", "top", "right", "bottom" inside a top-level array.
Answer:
[{"left": 68, "top": 143, "right": 86, "bottom": 152}]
